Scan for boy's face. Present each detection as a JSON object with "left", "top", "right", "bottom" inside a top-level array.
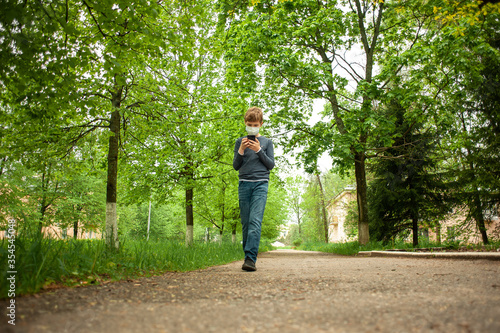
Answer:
[{"left": 245, "top": 120, "right": 263, "bottom": 128}]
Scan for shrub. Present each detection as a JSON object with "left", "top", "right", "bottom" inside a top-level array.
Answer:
[{"left": 292, "top": 238, "right": 303, "bottom": 247}]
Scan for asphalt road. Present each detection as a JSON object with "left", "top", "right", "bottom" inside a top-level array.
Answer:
[{"left": 2, "top": 249, "right": 500, "bottom": 333}]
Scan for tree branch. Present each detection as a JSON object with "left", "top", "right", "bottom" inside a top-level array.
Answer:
[{"left": 82, "top": 0, "right": 108, "bottom": 38}]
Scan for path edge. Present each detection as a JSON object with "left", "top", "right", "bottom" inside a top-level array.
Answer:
[{"left": 357, "top": 251, "right": 500, "bottom": 261}]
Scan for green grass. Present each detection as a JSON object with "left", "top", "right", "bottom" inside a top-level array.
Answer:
[
  {"left": 0, "top": 236, "right": 260, "bottom": 298},
  {"left": 297, "top": 239, "right": 500, "bottom": 256},
  {"left": 298, "top": 241, "right": 362, "bottom": 256}
]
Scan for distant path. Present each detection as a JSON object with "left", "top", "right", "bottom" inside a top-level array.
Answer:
[{"left": 3, "top": 249, "right": 500, "bottom": 333}]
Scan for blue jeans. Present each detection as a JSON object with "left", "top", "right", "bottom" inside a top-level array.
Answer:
[{"left": 238, "top": 181, "right": 269, "bottom": 263}]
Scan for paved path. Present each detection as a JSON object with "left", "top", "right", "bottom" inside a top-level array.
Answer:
[{"left": 3, "top": 249, "right": 500, "bottom": 333}]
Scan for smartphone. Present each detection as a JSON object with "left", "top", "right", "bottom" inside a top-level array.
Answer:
[{"left": 247, "top": 135, "right": 256, "bottom": 141}]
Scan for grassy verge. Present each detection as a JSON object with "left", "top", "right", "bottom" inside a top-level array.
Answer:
[
  {"left": 297, "top": 239, "right": 500, "bottom": 256},
  {"left": 0, "top": 236, "right": 262, "bottom": 298}
]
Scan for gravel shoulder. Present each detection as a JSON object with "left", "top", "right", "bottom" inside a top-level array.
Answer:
[{"left": 2, "top": 249, "right": 500, "bottom": 333}]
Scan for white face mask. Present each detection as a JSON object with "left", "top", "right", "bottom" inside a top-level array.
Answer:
[{"left": 246, "top": 126, "right": 260, "bottom": 136}]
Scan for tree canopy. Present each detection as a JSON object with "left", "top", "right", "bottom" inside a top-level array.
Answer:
[{"left": 1, "top": 0, "right": 499, "bottom": 247}]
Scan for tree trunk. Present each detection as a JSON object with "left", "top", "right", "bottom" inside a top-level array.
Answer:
[
  {"left": 472, "top": 192, "right": 489, "bottom": 245},
  {"left": 296, "top": 202, "right": 302, "bottom": 235},
  {"left": 105, "top": 87, "right": 122, "bottom": 250},
  {"left": 39, "top": 191, "right": 46, "bottom": 235},
  {"left": 38, "top": 163, "right": 53, "bottom": 235},
  {"left": 232, "top": 222, "right": 237, "bottom": 243},
  {"left": 0, "top": 156, "right": 6, "bottom": 177},
  {"left": 436, "top": 222, "right": 441, "bottom": 244},
  {"left": 461, "top": 117, "right": 489, "bottom": 245},
  {"left": 185, "top": 186, "right": 194, "bottom": 246},
  {"left": 353, "top": 0, "right": 383, "bottom": 246},
  {"left": 39, "top": 199, "right": 46, "bottom": 235},
  {"left": 220, "top": 186, "right": 225, "bottom": 242},
  {"left": 74, "top": 206, "right": 83, "bottom": 239},
  {"left": 73, "top": 220, "right": 78, "bottom": 239},
  {"left": 412, "top": 214, "right": 419, "bottom": 247},
  {"left": 316, "top": 173, "right": 329, "bottom": 243},
  {"left": 354, "top": 152, "right": 369, "bottom": 245}
]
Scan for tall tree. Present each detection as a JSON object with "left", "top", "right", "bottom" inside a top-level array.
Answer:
[
  {"left": 119, "top": 1, "right": 241, "bottom": 245},
  {"left": 218, "top": 0, "right": 431, "bottom": 244},
  {"left": 398, "top": 1, "right": 500, "bottom": 245},
  {"left": 194, "top": 171, "right": 240, "bottom": 240},
  {"left": 367, "top": 100, "right": 449, "bottom": 246},
  {"left": 1, "top": 1, "right": 217, "bottom": 249},
  {"left": 1, "top": 0, "right": 169, "bottom": 248},
  {"left": 445, "top": 31, "right": 500, "bottom": 245},
  {"left": 298, "top": 169, "right": 353, "bottom": 242},
  {"left": 285, "top": 176, "right": 306, "bottom": 236},
  {"left": 315, "top": 172, "right": 329, "bottom": 243}
]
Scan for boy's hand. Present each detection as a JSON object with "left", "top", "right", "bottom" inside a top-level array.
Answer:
[
  {"left": 239, "top": 138, "right": 250, "bottom": 154},
  {"left": 247, "top": 137, "right": 261, "bottom": 152},
  {"left": 239, "top": 137, "right": 261, "bottom": 154}
]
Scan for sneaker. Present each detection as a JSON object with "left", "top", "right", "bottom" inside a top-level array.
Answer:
[{"left": 242, "top": 258, "right": 256, "bottom": 271}]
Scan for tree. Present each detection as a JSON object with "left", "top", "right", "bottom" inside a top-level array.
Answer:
[
  {"left": 367, "top": 100, "right": 449, "bottom": 246},
  {"left": 285, "top": 176, "right": 306, "bottom": 236},
  {"left": 52, "top": 151, "right": 106, "bottom": 239},
  {"left": 1, "top": 0, "right": 173, "bottom": 249},
  {"left": 118, "top": 2, "right": 239, "bottom": 245},
  {"left": 396, "top": 2, "right": 500, "bottom": 245},
  {"left": 298, "top": 169, "right": 354, "bottom": 242},
  {"left": 218, "top": 0, "right": 434, "bottom": 244},
  {"left": 194, "top": 172, "right": 240, "bottom": 241},
  {"left": 444, "top": 28, "right": 500, "bottom": 245},
  {"left": 0, "top": 129, "right": 106, "bottom": 238},
  {"left": 262, "top": 175, "right": 290, "bottom": 240},
  {"left": 301, "top": 174, "right": 326, "bottom": 242},
  {"left": 1, "top": 1, "right": 240, "bottom": 248},
  {"left": 316, "top": 172, "right": 329, "bottom": 243}
]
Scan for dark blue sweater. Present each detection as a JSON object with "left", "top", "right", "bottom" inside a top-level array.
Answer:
[{"left": 233, "top": 136, "right": 275, "bottom": 181}]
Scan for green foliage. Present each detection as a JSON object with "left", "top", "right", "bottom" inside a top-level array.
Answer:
[
  {"left": 444, "top": 28, "right": 500, "bottom": 244},
  {"left": 259, "top": 238, "right": 275, "bottom": 253},
  {"left": 193, "top": 173, "right": 240, "bottom": 237},
  {"left": 117, "top": 203, "right": 179, "bottom": 241},
  {"left": 297, "top": 239, "right": 500, "bottom": 256},
  {"left": 282, "top": 223, "right": 299, "bottom": 246},
  {"left": 298, "top": 170, "right": 355, "bottom": 242},
  {"left": 367, "top": 99, "right": 450, "bottom": 244},
  {"left": 298, "top": 241, "right": 361, "bottom": 256},
  {"left": 0, "top": 235, "right": 249, "bottom": 298},
  {"left": 0, "top": 142, "right": 106, "bottom": 235},
  {"left": 292, "top": 238, "right": 303, "bottom": 247},
  {"left": 262, "top": 177, "right": 290, "bottom": 239},
  {"left": 343, "top": 200, "right": 359, "bottom": 239},
  {"left": 1, "top": 0, "right": 499, "bottom": 282}
]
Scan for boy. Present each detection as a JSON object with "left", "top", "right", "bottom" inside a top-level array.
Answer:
[{"left": 233, "top": 107, "right": 275, "bottom": 271}]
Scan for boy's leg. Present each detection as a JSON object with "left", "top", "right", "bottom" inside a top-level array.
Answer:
[
  {"left": 244, "top": 181, "right": 268, "bottom": 263},
  {"left": 238, "top": 181, "right": 252, "bottom": 252}
]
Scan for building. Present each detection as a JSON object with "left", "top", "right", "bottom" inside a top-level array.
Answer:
[
  {"left": 0, "top": 224, "right": 101, "bottom": 240},
  {"left": 326, "top": 186, "right": 500, "bottom": 244},
  {"left": 427, "top": 206, "right": 500, "bottom": 244},
  {"left": 326, "top": 185, "right": 356, "bottom": 243}
]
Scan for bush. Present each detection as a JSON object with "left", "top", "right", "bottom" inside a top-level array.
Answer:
[{"left": 292, "top": 238, "right": 303, "bottom": 247}]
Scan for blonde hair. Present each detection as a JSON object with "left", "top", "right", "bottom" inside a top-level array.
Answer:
[{"left": 244, "top": 107, "right": 263, "bottom": 123}]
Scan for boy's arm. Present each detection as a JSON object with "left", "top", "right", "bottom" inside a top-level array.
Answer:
[
  {"left": 256, "top": 139, "right": 275, "bottom": 170},
  {"left": 233, "top": 138, "right": 244, "bottom": 170}
]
